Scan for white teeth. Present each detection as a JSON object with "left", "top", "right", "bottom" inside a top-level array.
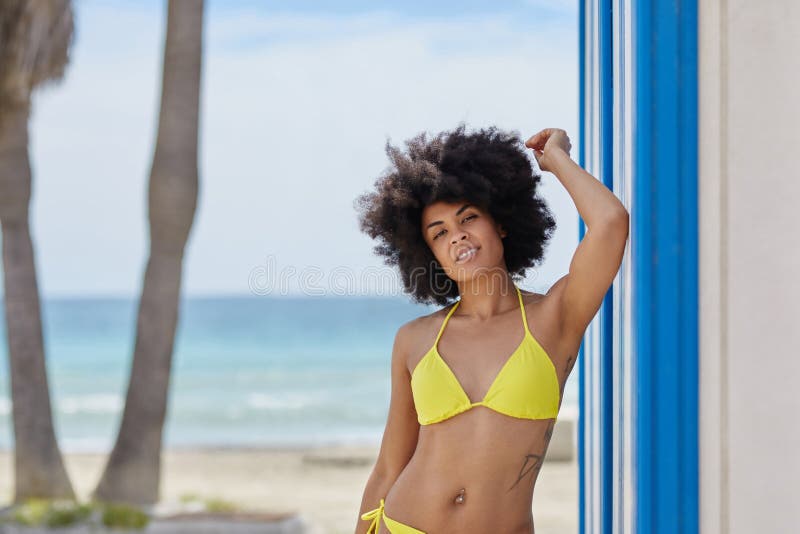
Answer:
[{"left": 457, "top": 248, "right": 477, "bottom": 262}]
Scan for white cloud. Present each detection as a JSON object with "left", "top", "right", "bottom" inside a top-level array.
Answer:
[{"left": 523, "top": 0, "right": 578, "bottom": 15}]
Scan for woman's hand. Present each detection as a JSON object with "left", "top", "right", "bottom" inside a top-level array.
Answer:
[{"left": 524, "top": 128, "right": 573, "bottom": 173}]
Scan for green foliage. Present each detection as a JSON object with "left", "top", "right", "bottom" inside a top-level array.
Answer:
[
  {"left": 6, "top": 496, "right": 242, "bottom": 529},
  {"left": 11, "top": 498, "right": 50, "bottom": 526},
  {"left": 6, "top": 499, "right": 149, "bottom": 530},
  {"left": 178, "top": 493, "right": 239, "bottom": 514},
  {"left": 10, "top": 499, "right": 93, "bottom": 527},
  {"left": 203, "top": 498, "right": 238, "bottom": 513},
  {"left": 100, "top": 503, "right": 149, "bottom": 529},
  {"left": 179, "top": 492, "right": 201, "bottom": 503},
  {"left": 45, "top": 502, "right": 93, "bottom": 527}
]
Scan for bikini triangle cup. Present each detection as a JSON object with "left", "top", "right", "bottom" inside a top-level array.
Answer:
[{"left": 410, "top": 285, "right": 561, "bottom": 425}]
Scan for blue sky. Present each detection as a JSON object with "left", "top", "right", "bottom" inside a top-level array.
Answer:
[
  {"left": 14, "top": 0, "right": 579, "bottom": 297},
  {"left": 199, "top": 0, "right": 574, "bottom": 21}
]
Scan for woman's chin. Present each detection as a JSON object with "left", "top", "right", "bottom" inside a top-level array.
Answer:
[{"left": 446, "top": 262, "right": 507, "bottom": 283}]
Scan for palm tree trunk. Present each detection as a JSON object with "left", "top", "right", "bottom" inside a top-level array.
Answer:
[
  {"left": 0, "top": 104, "right": 75, "bottom": 501},
  {"left": 93, "top": 0, "right": 203, "bottom": 505}
]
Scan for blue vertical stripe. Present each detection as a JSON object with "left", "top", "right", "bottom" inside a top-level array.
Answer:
[
  {"left": 598, "top": 0, "right": 614, "bottom": 532},
  {"left": 577, "top": 0, "right": 587, "bottom": 532},
  {"left": 632, "top": 0, "right": 698, "bottom": 532}
]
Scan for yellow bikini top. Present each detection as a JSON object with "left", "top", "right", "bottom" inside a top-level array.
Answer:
[{"left": 410, "top": 285, "right": 560, "bottom": 425}]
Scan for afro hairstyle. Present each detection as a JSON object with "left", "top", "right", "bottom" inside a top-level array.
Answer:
[{"left": 354, "top": 123, "right": 556, "bottom": 306}]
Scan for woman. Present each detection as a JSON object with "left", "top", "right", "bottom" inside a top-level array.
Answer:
[{"left": 353, "top": 125, "right": 629, "bottom": 534}]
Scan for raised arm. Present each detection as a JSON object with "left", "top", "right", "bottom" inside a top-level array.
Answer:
[
  {"left": 354, "top": 321, "right": 420, "bottom": 533},
  {"left": 526, "top": 128, "right": 629, "bottom": 348}
]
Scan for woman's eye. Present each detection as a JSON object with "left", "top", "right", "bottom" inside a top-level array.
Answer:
[{"left": 432, "top": 215, "right": 476, "bottom": 240}]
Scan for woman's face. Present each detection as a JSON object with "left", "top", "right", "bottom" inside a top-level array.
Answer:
[{"left": 421, "top": 200, "right": 508, "bottom": 282}]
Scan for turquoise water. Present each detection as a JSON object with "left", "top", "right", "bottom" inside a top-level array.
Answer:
[{"left": 0, "top": 296, "right": 578, "bottom": 452}]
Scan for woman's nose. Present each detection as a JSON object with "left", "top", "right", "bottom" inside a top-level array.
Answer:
[{"left": 451, "top": 232, "right": 468, "bottom": 245}]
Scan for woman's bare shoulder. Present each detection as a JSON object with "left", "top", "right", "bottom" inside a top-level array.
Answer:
[
  {"left": 395, "top": 303, "right": 454, "bottom": 368},
  {"left": 398, "top": 304, "right": 452, "bottom": 339},
  {"left": 518, "top": 287, "right": 562, "bottom": 342}
]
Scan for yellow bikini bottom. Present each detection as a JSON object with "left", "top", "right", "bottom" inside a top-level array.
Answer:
[{"left": 361, "top": 498, "right": 426, "bottom": 534}]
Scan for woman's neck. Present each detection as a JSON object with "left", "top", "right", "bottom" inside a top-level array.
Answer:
[{"left": 454, "top": 272, "right": 520, "bottom": 321}]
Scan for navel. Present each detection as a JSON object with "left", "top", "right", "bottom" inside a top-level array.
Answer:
[{"left": 453, "top": 487, "right": 466, "bottom": 504}]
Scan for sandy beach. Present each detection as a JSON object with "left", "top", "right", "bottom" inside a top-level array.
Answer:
[{"left": 0, "top": 446, "right": 577, "bottom": 534}]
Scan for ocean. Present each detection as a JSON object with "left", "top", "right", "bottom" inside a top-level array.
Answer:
[{"left": 0, "top": 296, "right": 578, "bottom": 452}]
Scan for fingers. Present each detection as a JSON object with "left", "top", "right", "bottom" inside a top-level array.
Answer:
[
  {"left": 525, "top": 128, "right": 553, "bottom": 150},
  {"left": 525, "top": 128, "right": 572, "bottom": 156}
]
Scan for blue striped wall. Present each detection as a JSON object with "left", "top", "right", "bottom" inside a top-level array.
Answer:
[
  {"left": 578, "top": 1, "right": 698, "bottom": 533},
  {"left": 631, "top": 0, "right": 698, "bottom": 532}
]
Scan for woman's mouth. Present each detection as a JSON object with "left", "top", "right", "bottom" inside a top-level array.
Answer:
[{"left": 455, "top": 247, "right": 479, "bottom": 264}]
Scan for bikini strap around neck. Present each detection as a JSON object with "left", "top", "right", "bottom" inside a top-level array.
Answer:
[
  {"left": 435, "top": 299, "right": 460, "bottom": 344},
  {"left": 515, "top": 284, "right": 530, "bottom": 334}
]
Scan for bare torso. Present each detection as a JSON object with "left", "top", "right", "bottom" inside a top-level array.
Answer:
[{"left": 381, "top": 290, "right": 579, "bottom": 534}]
